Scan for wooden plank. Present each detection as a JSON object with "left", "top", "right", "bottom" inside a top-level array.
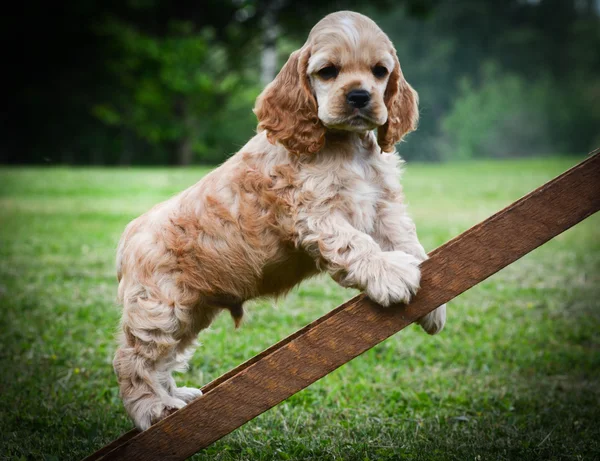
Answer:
[{"left": 88, "top": 151, "right": 600, "bottom": 461}]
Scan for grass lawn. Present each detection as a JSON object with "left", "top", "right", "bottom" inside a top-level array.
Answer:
[{"left": 0, "top": 157, "right": 598, "bottom": 461}]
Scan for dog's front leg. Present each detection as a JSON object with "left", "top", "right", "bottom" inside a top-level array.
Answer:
[
  {"left": 299, "top": 212, "right": 421, "bottom": 307},
  {"left": 372, "top": 199, "right": 446, "bottom": 334}
]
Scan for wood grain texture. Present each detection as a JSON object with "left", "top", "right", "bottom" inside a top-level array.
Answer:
[{"left": 87, "top": 151, "right": 600, "bottom": 461}]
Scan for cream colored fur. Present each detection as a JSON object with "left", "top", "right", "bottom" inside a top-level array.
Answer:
[{"left": 114, "top": 11, "right": 446, "bottom": 431}]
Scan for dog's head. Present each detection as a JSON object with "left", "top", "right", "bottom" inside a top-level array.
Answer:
[{"left": 254, "top": 11, "right": 418, "bottom": 155}]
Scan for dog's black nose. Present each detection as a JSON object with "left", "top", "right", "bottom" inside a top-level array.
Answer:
[{"left": 347, "top": 90, "right": 371, "bottom": 109}]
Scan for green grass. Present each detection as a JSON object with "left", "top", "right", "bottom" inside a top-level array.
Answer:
[{"left": 0, "top": 157, "right": 598, "bottom": 461}]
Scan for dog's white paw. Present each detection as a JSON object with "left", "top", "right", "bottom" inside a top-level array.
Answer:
[
  {"left": 418, "top": 303, "right": 446, "bottom": 335},
  {"left": 172, "top": 386, "right": 202, "bottom": 403},
  {"left": 127, "top": 395, "right": 187, "bottom": 431},
  {"left": 364, "top": 251, "right": 421, "bottom": 307}
]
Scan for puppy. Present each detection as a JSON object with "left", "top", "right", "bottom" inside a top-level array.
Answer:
[{"left": 113, "top": 10, "right": 446, "bottom": 431}]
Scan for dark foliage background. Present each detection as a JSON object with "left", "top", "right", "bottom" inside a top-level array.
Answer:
[{"left": 2, "top": 0, "right": 599, "bottom": 165}]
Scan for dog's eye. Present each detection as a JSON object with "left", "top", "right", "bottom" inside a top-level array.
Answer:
[
  {"left": 317, "top": 65, "right": 339, "bottom": 80},
  {"left": 372, "top": 66, "right": 388, "bottom": 78}
]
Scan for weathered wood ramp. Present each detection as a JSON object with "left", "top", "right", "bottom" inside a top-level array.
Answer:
[{"left": 86, "top": 151, "right": 600, "bottom": 461}]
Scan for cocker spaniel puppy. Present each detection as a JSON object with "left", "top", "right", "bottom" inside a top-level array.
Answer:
[{"left": 114, "top": 10, "right": 446, "bottom": 430}]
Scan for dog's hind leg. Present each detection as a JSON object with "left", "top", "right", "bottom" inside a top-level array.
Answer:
[
  {"left": 113, "top": 293, "right": 217, "bottom": 430},
  {"left": 156, "top": 305, "right": 221, "bottom": 405},
  {"left": 156, "top": 341, "right": 202, "bottom": 405}
]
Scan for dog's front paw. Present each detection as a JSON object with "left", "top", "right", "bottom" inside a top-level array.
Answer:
[
  {"left": 364, "top": 251, "right": 421, "bottom": 307},
  {"left": 418, "top": 303, "right": 446, "bottom": 335}
]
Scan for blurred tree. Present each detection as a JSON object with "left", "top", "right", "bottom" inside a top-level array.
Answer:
[
  {"left": 376, "top": 0, "right": 600, "bottom": 160},
  {"left": 3, "top": 0, "right": 264, "bottom": 165},
  {"left": 1, "top": 0, "right": 598, "bottom": 165},
  {"left": 92, "top": 20, "right": 253, "bottom": 165},
  {"left": 441, "top": 62, "right": 553, "bottom": 159}
]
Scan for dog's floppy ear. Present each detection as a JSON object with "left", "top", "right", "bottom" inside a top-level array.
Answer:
[
  {"left": 254, "top": 48, "right": 325, "bottom": 156},
  {"left": 377, "top": 55, "right": 419, "bottom": 153}
]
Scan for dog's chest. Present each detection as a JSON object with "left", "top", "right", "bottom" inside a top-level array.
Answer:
[
  {"left": 341, "top": 159, "right": 382, "bottom": 233},
  {"left": 303, "top": 153, "right": 383, "bottom": 234}
]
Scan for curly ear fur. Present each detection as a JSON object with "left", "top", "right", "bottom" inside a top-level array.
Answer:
[
  {"left": 377, "top": 55, "right": 419, "bottom": 153},
  {"left": 254, "top": 48, "right": 325, "bottom": 156}
]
